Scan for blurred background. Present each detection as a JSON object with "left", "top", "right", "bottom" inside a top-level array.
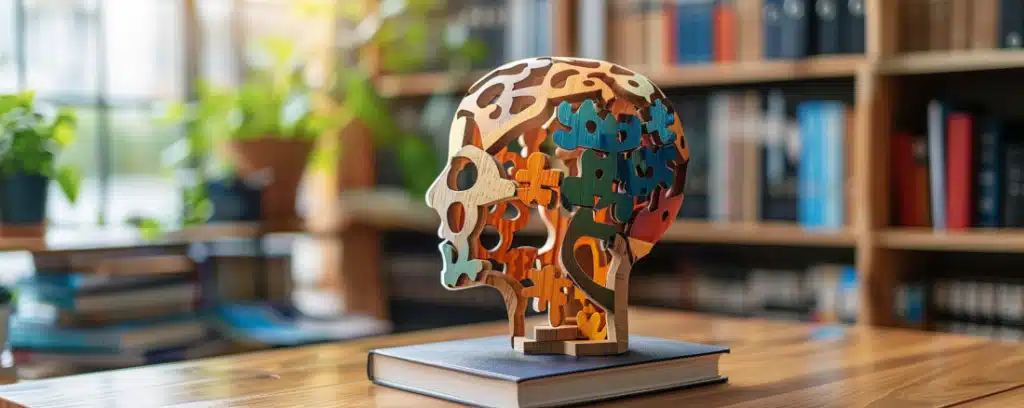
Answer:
[{"left": 0, "top": 0, "right": 1022, "bottom": 381}]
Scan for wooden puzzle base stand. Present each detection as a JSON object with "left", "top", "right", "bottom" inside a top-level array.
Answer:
[{"left": 513, "top": 325, "right": 622, "bottom": 356}]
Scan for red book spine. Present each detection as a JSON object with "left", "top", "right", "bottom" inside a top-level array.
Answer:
[
  {"left": 712, "top": 2, "right": 737, "bottom": 62},
  {"left": 946, "top": 113, "right": 974, "bottom": 229},
  {"left": 663, "top": 1, "right": 677, "bottom": 66},
  {"left": 891, "top": 132, "right": 915, "bottom": 226}
]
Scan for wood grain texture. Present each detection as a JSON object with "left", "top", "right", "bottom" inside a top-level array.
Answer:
[{"left": 2, "top": 309, "right": 1022, "bottom": 408}]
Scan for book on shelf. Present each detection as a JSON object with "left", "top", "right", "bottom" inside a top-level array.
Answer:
[
  {"left": 10, "top": 314, "right": 209, "bottom": 353},
  {"left": 899, "top": 0, "right": 1016, "bottom": 52},
  {"left": 932, "top": 277, "right": 1024, "bottom": 341},
  {"left": 211, "top": 302, "right": 391, "bottom": 347},
  {"left": 13, "top": 338, "right": 232, "bottom": 370},
  {"left": 1006, "top": 142, "right": 1024, "bottom": 227}
]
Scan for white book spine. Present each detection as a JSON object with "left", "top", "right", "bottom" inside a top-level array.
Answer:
[{"left": 927, "top": 100, "right": 947, "bottom": 230}]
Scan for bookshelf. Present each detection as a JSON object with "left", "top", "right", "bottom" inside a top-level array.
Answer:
[{"left": 322, "top": 0, "right": 1024, "bottom": 331}]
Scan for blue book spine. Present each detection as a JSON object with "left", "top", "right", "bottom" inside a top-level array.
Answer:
[
  {"left": 676, "top": 0, "right": 714, "bottom": 64},
  {"left": 825, "top": 102, "right": 845, "bottom": 229},
  {"left": 763, "top": 0, "right": 784, "bottom": 58},
  {"left": 797, "top": 102, "right": 819, "bottom": 227},
  {"left": 976, "top": 118, "right": 1003, "bottom": 227},
  {"left": 534, "top": 0, "right": 551, "bottom": 56}
]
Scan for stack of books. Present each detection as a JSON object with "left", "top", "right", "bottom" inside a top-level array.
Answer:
[{"left": 11, "top": 269, "right": 221, "bottom": 374}]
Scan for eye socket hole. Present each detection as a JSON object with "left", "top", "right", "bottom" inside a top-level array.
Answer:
[
  {"left": 480, "top": 225, "right": 501, "bottom": 252},
  {"left": 446, "top": 157, "right": 478, "bottom": 191},
  {"left": 446, "top": 202, "right": 466, "bottom": 233}
]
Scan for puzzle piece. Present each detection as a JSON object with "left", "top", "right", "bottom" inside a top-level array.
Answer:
[
  {"left": 561, "top": 149, "right": 634, "bottom": 223},
  {"left": 577, "top": 310, "right": 607, "bottom": 340},
  {"left": 522, "top": 265, "right": 572, "bottom": 326},
  {"left": 552, "top": 100, "right": 644, "bottom": 154},
  {"left": 473, "top": 200, "right": 531, "bottom": 263},
  {"left": 514, "top": 153, "right": 563, "bottom": 208},
  {"left": 439, "top": 241, "right": 490, "bottom": 287},
  {"left": 643, "top": 145, "right": 678, "bottom": 189},
  {"left": 644, "top": 99, "right": 677, "bottom": 145},
  {"left": 502, "top": 246, "right": 539, "bottom": 281},
  {"left": 552, "top": 100, "right": 615, "bottom": 151}
]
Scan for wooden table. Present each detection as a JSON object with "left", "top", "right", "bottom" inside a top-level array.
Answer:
[{"left": 1, "top": 308, "right": 1022, "bottom": 407}]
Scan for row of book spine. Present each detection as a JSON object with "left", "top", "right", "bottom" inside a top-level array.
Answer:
[
  {"left": 899, "top": 0, "right": 1024, "bottom": 52},
  {"left": 599, "top": 0, "right": 865, "bottom": 69},
  {"left": 891, "top": 102, "right": 1024, "bottom": 229},
  {"left": 675, "top": 90, "right": 854, "bottom": 229},
  {"left": 932, "top": 278, "right": 1024, "bottom": 341}
]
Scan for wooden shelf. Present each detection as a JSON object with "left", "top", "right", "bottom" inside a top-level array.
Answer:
[
  {"left": 374, "top": 70, "right": 487, "bottom": 98},
  {"left": 374, "top": 55, "right": 865, "bottom": 98},
  {"left": 878, "top": 228, "right": 1024, "bottom": 253},
  {"left": 661, "top": 221, "right": 857, "bottom": 247},
  {"left": 878, "top": 50, "right": 1024, "bottom": 75},
  {"left": 644, "top": 55, "right": 864, "bottom": 87}
]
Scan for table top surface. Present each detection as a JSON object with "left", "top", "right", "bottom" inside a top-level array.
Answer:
[{"left": 1, "top": 307, "right": 1022, "bottom": 408}]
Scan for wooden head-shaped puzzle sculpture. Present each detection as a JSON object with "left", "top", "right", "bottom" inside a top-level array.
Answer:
[{"left": 426, "top": 57, "right": 688, "bottom": 356}]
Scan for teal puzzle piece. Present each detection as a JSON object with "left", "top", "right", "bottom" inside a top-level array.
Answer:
[
  {"left": 644, "top": 99, "right": 677, "bottom": 145},
  {"left": 553, "top": 100, "right": 641, "bottom": 154},
  {"left": 439, "top": 240, "right": 488, "bottom": 287}
]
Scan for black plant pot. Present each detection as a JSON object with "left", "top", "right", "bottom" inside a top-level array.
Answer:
[
  {"left": 0, "top": 173, "right": 49, "bottom": 225},
  {"left": 205, "top": 177, "right": 263, "bottom": 223}
]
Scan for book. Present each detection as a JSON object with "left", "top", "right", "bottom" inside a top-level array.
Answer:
[
  {"left": 761, "top": 90, "right": 799, "bottom": 221},
  {"left": 843, "top": 0, "right": 865, "bottom": 53},
  {"left": 14, "top": 338, "right": 231, "bottom": 370},
  {"left": 762, "top": 0, "right": 784, "bottom": 58},
  {"left": 927, "top": 100, "right": 949, "bottom": 230},
  {"left": 10, "top": 314, "right": 208, "bottom": 353},
  {"left": 1005, "top": 142, "right": 1024, "bottom": 227},
  {"left": 946, "top": 112, "right": 974, "bottom": 229},
  {"left": 972, "top": 0, "right": 1000, "bottom": 49},
  {"left": 15, "top": 298, "right": 196, "bottom": 328},
  {"left": 779, "top": 0, "right": 812, "bottom": 59},
  {"left": 645, "top": 0, "right": 667, "bottom": 68},
  {"left": 740, "top": 90, "right": 762, "bottom": 222},
  {"left": 950, "top": 0, "right": 972, "bottom": 50},
  {"left": 798, "top": 101, "right": 822, "bottom": 227},
  {"left": 578, "top": 0, "right": 608, "bottom": 59},
  {"left": 891, "top": 132, "right": 931, "bottom": 227},
  {"left": 1001, "top": 0, "right": 1024, "bottom": 49},
  {"left": 676, "top": 94, "right": 709, "bottom": 219},
  {"left": 16, "top": 282, "right": 197, "bottom": 315},
  {"left": 676, "top": 0, "right": 715, "bottom": 64},
  {"left": 212, "top": 303, "right": 391, "bottom": 346},
  {"left": 712, "top": 0, "right": 738, "bottom": 62},
  {"left": 976, "top": 118, "right": 1003, "bottom": 227},
  {"left": 928, "top": 0, "right": 951, "bottom": 50},
  {"left": 368, "top": 335, "right": 728, "bottom": 408},
  {"left": 736, "top": 0, "right": 763, "bottom": 60},
  {"left": 815, "top": 0, "right": 844, "bottom": 55}
]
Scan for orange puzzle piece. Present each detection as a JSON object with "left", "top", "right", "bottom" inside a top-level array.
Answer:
[
  {"left": 521, "top": 265, "right": 572, "bottom": 326},
  {"left": 514, "top": 153, "right": 562, "bottom": 208}
]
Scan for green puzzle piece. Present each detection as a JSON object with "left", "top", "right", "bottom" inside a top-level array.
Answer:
[
  {"left": 439, "top": 240, "right": 488, "bottom": 287},
  {"left": 560, "top": 208, "right": 617, "bottom": 311},
  {"left": 561, "top": 149, "right": 634, "bottom": 222}
]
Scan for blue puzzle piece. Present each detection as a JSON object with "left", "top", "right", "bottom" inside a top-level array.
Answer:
[
  {"left": 439, "top": 240, "right": 488, "bottom": 287},
  {"left": 553, "top": 100, "right": 613, "bottom": 151},
  {"left": 644, "top": 145, "right": 677, "bottom": 188},
  {"left": 645, "top": 99, "right": 677, "bottom": 145},
  {"left": 611, "top": 115, "right": 643, "bottom": 154}
]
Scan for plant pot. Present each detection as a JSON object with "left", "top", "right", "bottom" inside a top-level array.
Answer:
[
  {"left": 224, "top": 138, "right": 312, "bottom": 223},
  {"left": 205, "top": 177, "right": 263, "bottom": 223},
  {"left": 0, "top": 173, "right": 49, "bottom": 237}
]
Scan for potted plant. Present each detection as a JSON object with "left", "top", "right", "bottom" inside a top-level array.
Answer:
[{"left": 0, "top": 92, "right": 79, "bottom": 237}]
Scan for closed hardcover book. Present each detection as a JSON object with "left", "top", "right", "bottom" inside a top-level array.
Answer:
[
  {"left": 950, "top": 0, "right": 972, "bottom": 49},
  {"left": 975, "top": 118, "right": 1003, "bottom": 227},
  {"left": 946, "top": 112, "right": 974, "bottom": 229},
  {"left": 763, "top": 0, "right": 784, "bottom": 58},
  {"left": 737, "top": 0, "right": 763, "bottom": 60},
  {"left": 10, "top": 314, "right": 208, "bottom": 353},
  {"left": 779, "top": 0, "right": 813, "bottom": 59},
  {"left": 797, "top": 101, "right": 822, "bottom": 227},
  {"left": 367, "top": 335, "right": 729, "bottom": 408},
  {"left": 891, "top": 132, "right": 931, "bottom": 227},
  {"left": 1005, "top": 143, "right": 1024, "bottom": 227},
  {"left": 645, "top": 0, "right": 666, "bottom": 69},
  {"left": 16, "top": 282, "right": 198, "bottom": 315},
  {"left": 843, "top": 0, "right": 865, "bottom": 53},
  {"left": 815, "top": 0, "right": 844, "bottom": 54},
  {"left": 1000, "top": 0, "right": 1024, "bottom": 49},
  {"left": 928, "top": 0, "right": 951, "bottom": 50},
  {"left": 927, "top": 100, "right": 949, "bottom": 230}
]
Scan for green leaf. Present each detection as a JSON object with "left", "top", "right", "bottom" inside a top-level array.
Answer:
[
  {"left": 131, "top": 217, "right": 165, "bottom": 241},
  {"left": 55, "top": 165, "right": 81, "bottom": 204},
  {"left": 52, "top": 121, "right": 76, "bottom": 148}
]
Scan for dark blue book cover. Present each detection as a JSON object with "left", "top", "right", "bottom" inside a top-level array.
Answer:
[
  {"left": 842, "top": 0, "right": 865, "bottom": 53},
  {"left": 1005, "top": 142, "right": 1024, "bottom": 227},
  {"left": 814, "top": 0, "right": 844, "bottom": 54},
  {"left": 763, "top": 0, "right": 784, "bottom": 58},
  {"left": 1000, "top": 0, "right": 1024, "bottom": 49},
  {"left": 976, "top": 118, "right": 1003, "bottom": 228},
  {"left": 780, "top": 0, "right": 813, "bottom": 59},
  {"left": 369, "top": 335, "right": 728, "bottom": 382},
  {"left": 675, "top": 94, "right": 710, "bottom": 219}
]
